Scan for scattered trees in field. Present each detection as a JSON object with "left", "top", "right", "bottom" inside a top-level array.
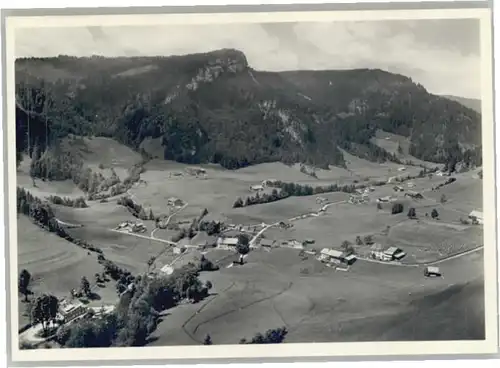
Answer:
[{"left": 18, "top": 269, "right": 32, "bottom": 302}]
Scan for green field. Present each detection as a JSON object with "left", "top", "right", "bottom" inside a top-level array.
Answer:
[{"left": 16, "top": 137, "right": 485, "bottom": 344}]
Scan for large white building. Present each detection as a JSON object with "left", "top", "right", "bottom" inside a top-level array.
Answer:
[
  {"left": 217, "top": 237, "right": 239, "bottom": 250},
  {"left": 468, "top": 210, "right": 484, "bottom": 224}
]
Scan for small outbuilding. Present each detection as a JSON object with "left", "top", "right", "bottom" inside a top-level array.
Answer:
[
  {"left": 424, "top": 266, "right": 441, "bottom": 277},
  {"left": 468, "top": 210, "right": 484, "bottom": 225}
]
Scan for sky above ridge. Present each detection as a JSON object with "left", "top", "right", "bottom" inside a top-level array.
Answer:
[{"left": 15, "top": 18, "right": 482, "bottom": 99}]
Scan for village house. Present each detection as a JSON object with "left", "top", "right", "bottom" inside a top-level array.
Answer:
[
  {"left": 468, "top": 210, "right": 484, "bottom": 225},
  {"left": 393, "top": 185, "right": 404, "bottom": 192},
  {"left": 217, "top": 237, "right": 240, "bottom": 250},
  {"left": 167, "top": 197, "right": 184, "bottom": 207},
  {"left": 398, "top": 167, "right": 406, "bottom": 172},
  {"left": 407, "top": 182, "right": 415, "bottom": 188},
  {"left": 370, "top": 244, "right": 390, "bottom": 261},
  {"left": 318, "top": 248, "right": 344, "bottom": 264},
  {"left": 249, "top": 184, "right": 264, "bottom": 192},
  {"left": 286, "top": 240, "right": 304, "bottom": 249},
  {"left": 424, "top": 266, "right": 442, "bottom": 277},
  {"left": 160, "top": 265, "right": 174, "bottom": 275},
  {"left": 173, "top": 245, "right": 186, "bottom": 255},
  {"left": 316, "top": 196, "right": 327, "bottom": 204},
  {"left": 383, "top": 246, "right": 406, "bottom": 261},
  {"left": 132, "top": 222, "right": 147, "bottom": 233},
  {"left": 59, "top": 300, "right": 87, "bottom": 322},
  {"left": 377, "top": 196, "right": 392, "bottom": 203},
  {"left": 405, "top": 191, "right": 423, "bottom": 199},
  {"left": 259, "top": 238, "right": 275, "bottom": 248}
]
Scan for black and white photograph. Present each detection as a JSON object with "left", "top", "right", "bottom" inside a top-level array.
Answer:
[{"left": 3, "top": 4, "right": 498, "bottom": 363}]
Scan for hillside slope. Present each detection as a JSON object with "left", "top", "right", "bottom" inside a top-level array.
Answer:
[
  {"left": 443, "top": 95, "right": 481, "bottom": 114},
  {"left": 15, "top": 49, "right": 482, "bottom": 174}
]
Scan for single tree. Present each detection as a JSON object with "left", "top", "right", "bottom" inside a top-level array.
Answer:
[
  {"left": 431, "top": 209, "right": 439, "bottom": 219},
  {"left": 233, "top": 197, "right": 244, "bottom": 208},
  {"left": 355, "top": 236, "right": 363, "bottom": 245},
  {"left": 341, "top": 240, "right": 351, "bottom": 251},
  {"left": 204, "top": 334, "right": 213, "bottom": 345},
  {"left": 18, "top": 269, "right": 32, "bottom": 302},
  {"left": 80, "top": 276, "right": 91, "bottom": 297},
  {"left": 376, "top": 202, "right": 382, "bottom": 210},
  {"left": 407, "top": 207, "right": 417, "bottom": 219},
  {"left": 391, "top": 203, "right": 404, "bottom": 214},
  {"left": 31, "top": 294, "right": 59, "bottom": 334},
  {"left": 205, "top": 281, "right": 213, "bottom": 290},
  {"left": 440, "top": 194, "right": 447, "bottom": 204}
]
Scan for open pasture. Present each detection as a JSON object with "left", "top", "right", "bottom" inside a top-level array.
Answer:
[
  {"left": 17, "top": 157, "right": 85, "bottom": 199},
  {"left": 387, "top": 219, "right": 482, "bottom": 263},
  {"left": 224, "top": 192, "right": 349, "bottom": 226},
  {"left": 425, "top": 177, "right": 482, "bottom": 214},
  {"left": 150, "top": 246, "right": 484, "bottom": 345},
  {"left": 17, "top": 216, "right": 117, "bottom": 326},
  {"left": 76, "top": 136, "right": 143, "bottom": 168},
  {"left": 278, "top": 202, "right": 408, "bottom": 248},
  {"left": 67, "top": 226, "right": 168, "bottom": 275}
]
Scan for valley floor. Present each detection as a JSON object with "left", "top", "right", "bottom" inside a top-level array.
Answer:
[{"left": 15, "top": 135, "right": 485, "bottom": 345}]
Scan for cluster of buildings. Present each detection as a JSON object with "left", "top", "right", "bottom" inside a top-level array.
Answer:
[{"left": 116, "top": 221, "right": 147, "bottom": 233}]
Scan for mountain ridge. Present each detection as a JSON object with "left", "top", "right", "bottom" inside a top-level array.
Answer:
[{"left": 15, "top": 48, "right": 482, "bottom": 178}]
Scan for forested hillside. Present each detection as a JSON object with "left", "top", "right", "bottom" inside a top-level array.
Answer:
[{"left": 15, "top": 48, "right": 482, "bottom": 178}]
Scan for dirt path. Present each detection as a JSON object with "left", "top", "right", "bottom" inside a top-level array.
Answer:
[
  {"left": 186, "top": 281, "right": 294, "bottom": 343},
  {"left": 109, "top": 229, "right": 176, "bottom": 245},
  {"left": 180, "top": 281, "right": 237, "bottom": 344}
]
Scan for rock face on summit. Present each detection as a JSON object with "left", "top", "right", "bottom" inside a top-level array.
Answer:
[{"left": 16, "top": 48, "right": 481, "bottom": 172}]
